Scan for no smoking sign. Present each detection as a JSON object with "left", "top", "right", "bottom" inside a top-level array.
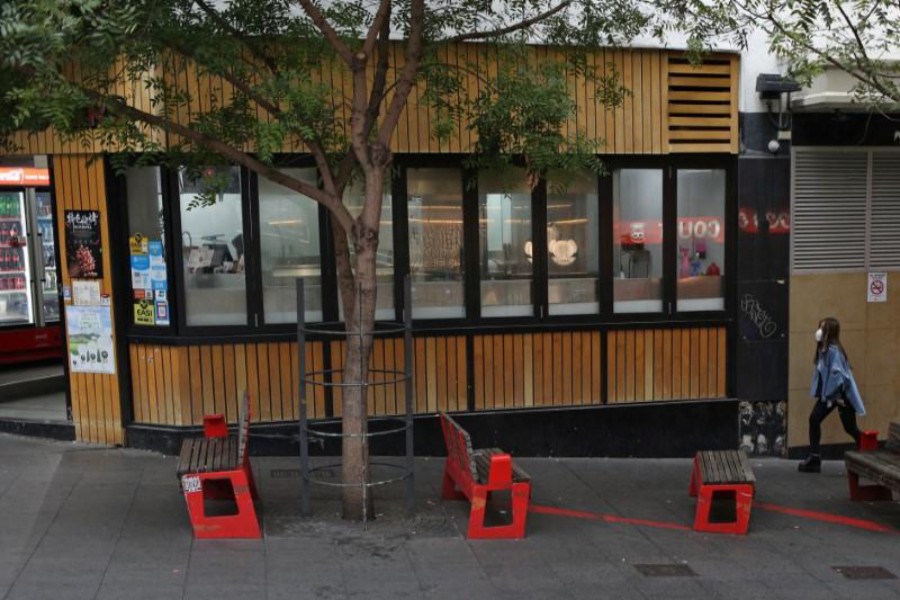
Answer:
[{"left": 868, "top": 272, "right": 887, "bottom": 303}]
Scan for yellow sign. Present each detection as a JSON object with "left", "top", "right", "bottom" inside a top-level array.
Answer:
[
  {"left": 134, "top": 300, "right": 155, "bottom": 325},
  {"left": 129, "top": 233, "right": 148, "bottom": 255}
]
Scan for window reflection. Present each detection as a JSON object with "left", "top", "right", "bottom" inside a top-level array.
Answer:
[
  {"left": 408, "top": 168, "right": 465, "bottom": 318},
  {"left": 547, "top": 172, "right": 599, "bottom": 315},
  {"left": 613, "top": 169, "right": 663, "bottom": 313},
  {"left": 479, "top": 170, "right": 533, "bottom": 317},
  {"left": 179, "top": 166, "right": 247, "bottom": 326},
  {"left": 676, "top": 169, "right": 726, "bottom": 311},
  {"left": 258, "top": 168, "right": 322, "bottom": 323}
]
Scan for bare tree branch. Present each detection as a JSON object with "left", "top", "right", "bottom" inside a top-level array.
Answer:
[
  {"left": 362, "top": 0, "right": 392, "bottom": 60},
  {"left": 376, "top": 0, "right": 425, "bottom": 147},
  {"left": 295, "top": 0, "right": 355, "bottom": 65},
  {"left": 441, "top": 0, "right": 574, "bottom": 43}
]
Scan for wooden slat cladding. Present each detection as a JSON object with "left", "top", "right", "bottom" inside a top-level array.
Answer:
[
  {"left": 666, "top": 55, "right": 739, "bottom": 154},
  {"left": 606, "top": 327, "right": 726, "bottom": 403},
  {"left": 129, "top": 341, "right": 326, "bottom": 425},
  {"left": 54, "top": 156, "right": 124, "bottom": 445},
  {"left": 8, "top": 48, "right": 738, "bottom": 156},
  {"left": 330, "top": 335, "right": 466, "bottom": 417},
  {"left": 472, "top": 331, "right": 602, "bottom": 409}
]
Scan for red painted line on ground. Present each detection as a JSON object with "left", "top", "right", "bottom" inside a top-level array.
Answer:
[
  {"left": 756, "top": 502, "right": 898, "bottom": 534},
  {"left": 529, "top": 503, "right": 692, "bottom": 531}
]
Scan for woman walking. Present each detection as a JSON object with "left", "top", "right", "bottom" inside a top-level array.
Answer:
[{"left": 799, "top": 317, "right": 866, "bottom": 473}]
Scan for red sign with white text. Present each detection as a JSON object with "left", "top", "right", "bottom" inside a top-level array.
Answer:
[{"left": 0, "top": 167, "right": 51, "bottom": 187}]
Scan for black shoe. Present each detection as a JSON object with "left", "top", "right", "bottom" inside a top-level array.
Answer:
[{"left": 798, "top": 455, "right": 821, "bottom": 473}]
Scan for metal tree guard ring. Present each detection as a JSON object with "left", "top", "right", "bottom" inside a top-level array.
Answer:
[{"left": 296, "top": 277, "right": 415, "bottom": 523}]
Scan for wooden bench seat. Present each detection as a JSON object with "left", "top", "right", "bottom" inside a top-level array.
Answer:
[
  {"left": 439, "top": 413, "right": 532, "bottom": 539},
  {"left": 844, "top": 422, "right": 900, "bottom": 501},
  {"left": 176, "top": 391, "right": 260, "bottom": 539},
  {"left": 689, "top": 450, "right": 755, "bottom": 534}
]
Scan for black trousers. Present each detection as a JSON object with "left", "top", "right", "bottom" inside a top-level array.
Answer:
[{"left": 808, "top": 400, "right": 861, "bottom": 455}]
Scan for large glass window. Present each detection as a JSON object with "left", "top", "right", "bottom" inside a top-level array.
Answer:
[
  {"left": 126, "top": 167, "right": 169, "bottom": 327},
  {"left": 676, "top": 169, "right": 726, "bottom": 311},
  {"left": 547, "top": 172, "right": 599, "bottom": 315},
  {"left": 178, "top": 167, "right": 247, "bottom": 326},
  {"left": 339, "top": 178, "right": 395, "bottom": 321},
  {"left": 408, "top": 168, "right": 465, "bottom": 319},
  {"left": 613, "top": 169, "right": 664, "bottom": 313},
  {"left": 479, "top": 170, "right": 533, "bottom": 317},
  {"left": 258, "top": 168, "right": 322, "bottom": 323}
]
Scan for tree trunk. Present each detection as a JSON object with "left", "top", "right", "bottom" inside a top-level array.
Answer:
[{"left": 338, "top": 169, "right": 384, "bottom": 521}]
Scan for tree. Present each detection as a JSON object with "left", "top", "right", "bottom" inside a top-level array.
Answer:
[
  {"left": 675, "top": 0, "right": 900, "bottom": 106},
  {"left": 1, "top": 0, "right": 703, "bottom": 521}
]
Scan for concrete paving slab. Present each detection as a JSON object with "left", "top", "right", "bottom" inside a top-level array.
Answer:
[{"left": 1, "top": 432, "right": 899, "bottom": 600}]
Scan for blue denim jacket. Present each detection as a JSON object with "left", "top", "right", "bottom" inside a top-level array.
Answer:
[{"left": 809, "top": 344, "right": 866, "bottom": 415}]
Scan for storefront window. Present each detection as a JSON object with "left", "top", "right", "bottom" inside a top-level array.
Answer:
[
  {"left": 613, "top": 169, "right": 663, "bottom": 313},
  {"left": 676, "top": 169, "right": 726, "bottom": 311},
  {"left": 408, "top": 168, "right": 465, "bottom": 319},
  {"left": 547, "top": 172, "right": 599, "bottom": 315},
  {"left": 339, "top": 178, "right": 394, "bottom": 321},
  {"left": 126, "top": 167, "right": 170, "bottom": 326},
  {"left": 178, "top": 167, "right": 247, "bottom": 326},
  {"left": 258, "top": 168, "right": 322, "bottom": 323},
  {"left": 479, "top": 170, "right": 533, "bottom": 317}
]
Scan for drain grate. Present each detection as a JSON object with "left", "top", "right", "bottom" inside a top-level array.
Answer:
[
  {"left": 832, "top": 566, "right": 897, "bottom": 580},
  {"left": 270, "top": 469, "right": 301, "bottom": 479},
  {"left": 635, "top": 564, "right": 697, "bottom": 577}
]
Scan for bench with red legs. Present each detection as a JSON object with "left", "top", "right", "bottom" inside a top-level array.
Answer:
[
  {"left": 689, "top": 449, "right": 756, "bottom": 535},
  {"left": 439, "top": 412, "right": 532, "bottom": 539},
  {"left": 176, "top": 390, "right": 261, "bottom": 539},
  {"left": 845, "top": 424, "right": 900, "bottom": 502}
]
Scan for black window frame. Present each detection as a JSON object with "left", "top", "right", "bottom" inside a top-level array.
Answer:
[{"left": 114, "top": 153, "right": 735, "bottom": 342}]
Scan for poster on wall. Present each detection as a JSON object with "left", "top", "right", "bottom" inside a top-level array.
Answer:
[
  {"left": 65, "top": 305, "right": 116, "bottom": 375},
  {"left": 64, "top": 210, "right": 103, "bottom": 278}
]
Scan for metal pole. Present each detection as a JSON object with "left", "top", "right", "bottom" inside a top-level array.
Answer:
[
  {"left": 297, "top": 278, "right": 311, "bottom": 517},
  {"left": 359, "top": 281, "right": 368, "bottom": 526},
  {"left": 403, "top": 275, "right": 415, "bottom": 511}
]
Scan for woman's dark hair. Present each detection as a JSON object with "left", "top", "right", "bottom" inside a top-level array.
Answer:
[{"left": 813, "top": 317, "right": 848, "bottom": 364}]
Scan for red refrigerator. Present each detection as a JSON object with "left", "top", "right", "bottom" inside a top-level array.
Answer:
[{"left": 0, "top": 168, "right": 62, "bottom": 364}]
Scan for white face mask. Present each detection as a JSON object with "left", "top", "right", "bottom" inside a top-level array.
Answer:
[{"left": 815, "top": 328, "right": 823, "bottom": 343}]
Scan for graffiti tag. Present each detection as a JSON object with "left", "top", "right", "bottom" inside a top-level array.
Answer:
[{"left": 740, "top": 294, "right": 778, "bottom": 339}]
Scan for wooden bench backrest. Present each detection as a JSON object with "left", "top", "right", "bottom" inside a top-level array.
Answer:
[
  {"left": 888, "top": 422, "right": 900, "bottom": 454},
  {"left": 440, "top": 413, "right": 478, "bottom": 482},
  {"left": 238, "top": 391, "right": 251, "bottom": 464}
]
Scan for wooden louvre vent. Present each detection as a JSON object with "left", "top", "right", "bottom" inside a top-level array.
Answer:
[{"left": 665, "top": 55, "right": 739, "bottom": 153}]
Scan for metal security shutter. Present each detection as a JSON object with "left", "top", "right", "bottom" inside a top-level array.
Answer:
[
  {"left": 870, "top": 153, "right": 900, "bottom": 270},
  {"left": 792, "top": 152, "right": 868, "bottom": 272}
]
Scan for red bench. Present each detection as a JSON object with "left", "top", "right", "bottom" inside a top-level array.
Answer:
[
  {"left": 845, "top": 425, "right": 899, "bottom": 501},
  {"left": 439, "top": 412, "right": 532, "bottom": 539},
  {"left": 689, "top": 450, "right": 755, "bottom": 534},
  {"left": 177, "top": 391, "right": 261, "bottom": 538}
]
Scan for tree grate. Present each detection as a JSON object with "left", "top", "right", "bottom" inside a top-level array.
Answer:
[
  {"left": 832, "top": 566, "right": 897, "bottom": 580},
  {"left": 634, "top": 564, "right": 697, "bottom": 577}
]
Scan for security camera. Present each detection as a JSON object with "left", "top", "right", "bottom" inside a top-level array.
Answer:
[{"left": 767, "top": 139, "right": 780, "bottom": 154}]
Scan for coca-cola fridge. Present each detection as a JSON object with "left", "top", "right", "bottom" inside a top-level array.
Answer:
[{"left": 0, "top": 167, "right": 62, "bottom": 364}]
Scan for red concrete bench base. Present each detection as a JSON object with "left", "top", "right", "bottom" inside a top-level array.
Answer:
[
  {"left": 177, "top": 391, "right": 261, "bottom": 539},
  {"left": 689, "top": 450, "right": 755, "bottom": 535},
  {"left": 439, "top": 413, "right": 532, "bottom": 539}
]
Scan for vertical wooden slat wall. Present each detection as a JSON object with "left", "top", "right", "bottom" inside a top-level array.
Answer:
[
  {"left": 606, "top": 327, "right": 727, "bottom": 403},
  {"left": 472, "top": 331, "right": 602, "bottom": 409},
  {"left": 129, "top": 326, "right": 726, "bottom": 426},
  {"left": 54, "top": 156, "right": 124, "bottom": 445}
]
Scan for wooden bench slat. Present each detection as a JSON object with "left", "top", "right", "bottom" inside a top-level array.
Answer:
[{"left": 697, "top": 450, "right": 753, "bottom": 485}]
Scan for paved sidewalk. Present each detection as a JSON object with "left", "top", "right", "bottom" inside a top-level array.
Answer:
[{"left": 1, "top": 433, "right": 898, "bottom": 600}]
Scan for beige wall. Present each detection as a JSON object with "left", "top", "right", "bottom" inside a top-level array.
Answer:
[{"left": 789, "top": 273, "right": 900, "bottom": 449}]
